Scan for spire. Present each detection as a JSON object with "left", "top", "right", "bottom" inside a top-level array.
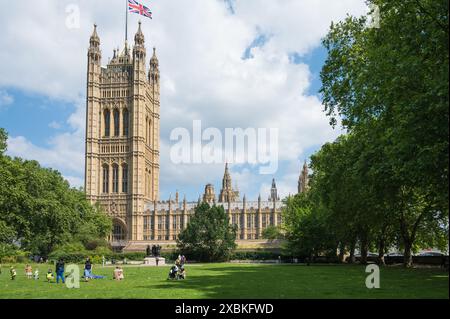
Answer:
[
  {"left": 298, "top": 160, "right": 310, "bottom": 194},
  {"left": 88, "top": 24, "right": 101, "bottom": 65},
  {"left": 90, "top": 24, "right": 100, "bottom": 46},
  {"left": 269, "top": 178, "right": 279, "bottom": 201},
  {"left": 218, "top": 163, "right": 238, "bottom": 203},
  {"left": 149, "top": 47, "right": 160, "bottom": 84},
  {"left": 134, "top": 21, "right": 145, "bottom": 45},
  {"left": 151, "top": 47, "right": 159, "bottom": 63}
]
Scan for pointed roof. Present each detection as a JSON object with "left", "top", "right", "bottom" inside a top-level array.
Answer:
[
  {"left": 90, "top": 24, "right": 100, "bottom": 44},
  {"left": 134, "top": 21, "right": 145, "bottom": 44},
  {"left": 150, "top": 47, "right": 159, "bottom": 65}
]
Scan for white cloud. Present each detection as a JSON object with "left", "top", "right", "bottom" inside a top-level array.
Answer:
[
  {"left": 1, "top": 0, "right": 368, "bottom": 197},
  {"left": 48, "top": 121, "right": 62, "bottom": 129},
  {"left": 0, "top": 90, "right": 14, "bottom": 108}
]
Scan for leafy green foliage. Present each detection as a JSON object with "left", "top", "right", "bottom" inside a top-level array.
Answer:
[
  {"left": 177, "top": 202, "right": 237, "bottom": 262},
  {"left": 0, "top": 129, "right": 112, "bottom": 257},
  {"left": 287, "top": 0, "right": 449, "bottom": 267},
  {"left": 261, "top": 225, "right": 283, "bottom": 241},
  {"left": 0, "top": 128, "right": 7, "bottom": 155}
]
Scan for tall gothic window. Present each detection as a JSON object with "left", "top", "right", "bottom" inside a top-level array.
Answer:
[
  {"left": 112, "top": 224, "right": 125, "bottom": 241},
  {"left": 148, "top": 119, "right": 152, "bottom": 146},
  {"left": 123, "top": 109, "right": 129, "bottom": 136},
  {"left": 113, "top": 109, "right": 120, "bottom": 137},
  {"left": 122, "top": 164, "right": 128, "bottom": 193},
  {"left": 112, "top": 164, "right": 119, "bottom": 193},
  {"left": 102, "top": 164, "right": 109, "bottom": 193},
  {"left": 104, "top": 110, "right": 110, "bottom": 137},
  {"left": 145, "top": 117, "right": 148, "bottom": 143}
]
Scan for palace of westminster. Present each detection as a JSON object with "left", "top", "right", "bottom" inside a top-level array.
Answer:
[{"left": 84, "top": 24, "right": 309, "bottom": 251}]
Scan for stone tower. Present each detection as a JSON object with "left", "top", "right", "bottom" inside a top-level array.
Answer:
[
  {"left": 84, "top": 23, "right": 160, "bottom": 246},
  {"left": 269, "top": 178, "right": 280, "bottom": 201},
  {"left": 203, "top": 184, "right": 216, "bottom": 204},
  {"left": 218, "top": 163, "right": 240, "bottom": 202},
  {"left": 298, "top": 161, "right": 309, "bottom": 194}
]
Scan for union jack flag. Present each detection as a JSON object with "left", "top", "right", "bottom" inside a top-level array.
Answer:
[{"left": 128, "top": 0, "right": 152, "bottom": 19}]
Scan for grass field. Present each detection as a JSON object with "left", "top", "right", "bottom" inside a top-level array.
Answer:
[{"left": 0, "top": 263, "right": 448, "bottom": 299}]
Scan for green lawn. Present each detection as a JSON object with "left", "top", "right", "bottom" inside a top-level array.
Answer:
[{"left": 0, "top": 263, "right": 448, "bottom": 299}]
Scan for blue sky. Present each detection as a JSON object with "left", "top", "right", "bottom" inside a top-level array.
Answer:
[{"left": 0, "top": 0, "right": 367, "bottom": 201}]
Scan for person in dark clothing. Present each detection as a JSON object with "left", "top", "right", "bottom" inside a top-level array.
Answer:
[
  {"left": 55, "top": 259, "right": 65, "bottom": 284},
  {"left": 84, "top": 257, "right": 93, "bottom": 280}
]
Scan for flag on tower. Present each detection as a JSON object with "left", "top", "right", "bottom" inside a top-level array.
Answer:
[{"left": 128, "top": 0, "right": 152, "bottom": 19}]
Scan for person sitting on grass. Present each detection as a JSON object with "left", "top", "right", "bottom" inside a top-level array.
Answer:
[
  {"left": 25, "top": 264, "right": 33, "bottom": 279},
  {"left": 46, "top": 269, "right": 54, "bottom": 283},
  {"left": 113, "top": 266, "right": 124, "bottom": 281},
  {"left": 168, "top": 264, "right": 178, "bottom": 280},
  {"left": 178, "top": 265, "right": 186, "bottom": 280},
  {"left": 10, "top": 266, "right": 17, "bottom": 280}
]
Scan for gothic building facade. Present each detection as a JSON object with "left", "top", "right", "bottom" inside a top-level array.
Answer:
[{"left": 84, "top": 25, "right": 309, "bottom": 251}]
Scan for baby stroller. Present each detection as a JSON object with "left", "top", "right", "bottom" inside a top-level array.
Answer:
[{"left": 168, "top": 265, "right": 178, "bottom": 280}]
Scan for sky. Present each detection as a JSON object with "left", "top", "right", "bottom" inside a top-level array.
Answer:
[{"left": 0, "top": 0, "right": 369, "bottom": 201}]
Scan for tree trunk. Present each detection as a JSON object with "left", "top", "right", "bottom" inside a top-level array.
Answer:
[
  {"left": 348, "top": 241, "right": 356, "bottom": 264},
  {"left": 360, "top": 238, "right": 369, "bottom": 265},
  {"left": 338, "top": 242, "right": 346, "bottom": 263},
  {"left": 377, "top": 238, "right": 386, "bottom": 266},
  {"left": 403, "top": 241, "right": 413, "bottom": 268}
]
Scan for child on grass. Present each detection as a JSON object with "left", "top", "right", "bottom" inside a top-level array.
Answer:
[
  {"left": 25, "top": 264, "right": 33, "bottom": 279},
  {"left": 46, "top": 269, "right": 54, "bottom": 283},
  {"left": 34, "top": 269, "right": 39, "bottom": 280},
  {"left": 10, "top": 266, "right": 17, "bottom": 280}
]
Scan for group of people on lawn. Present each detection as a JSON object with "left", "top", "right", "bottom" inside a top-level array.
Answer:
[
  {"left": 6, "top": 254, "right": 188, "bottom": 283},
  {"left": 168, "top": 255, "right": 187, "bottom": 280}
]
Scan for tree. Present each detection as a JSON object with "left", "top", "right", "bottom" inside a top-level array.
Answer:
[
  {"left": 0, "top": 128, "right": 112, "bottom": 256},
  {"left": 320, "top": 0, "right": 449, "bottom": 267},
  {"left": 177, "top": 202, "right": 237, "bottom": 262},
  {"left": 262, "top": 225, "right": 283, "bottom": 242},
  {"left": 0, "top": 128, "right": 7, "bottom": 155},
  {"left": 282, "top": 193, "right": 337, "bottom": 261}
]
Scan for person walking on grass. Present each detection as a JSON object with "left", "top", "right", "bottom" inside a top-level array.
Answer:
[{"left": 55, "top": 258, "right": 65, "bottom": 284}]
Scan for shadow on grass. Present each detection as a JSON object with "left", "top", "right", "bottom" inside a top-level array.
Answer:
[{"left": 138, "top": 264, "right": 449, "bottom": 299}]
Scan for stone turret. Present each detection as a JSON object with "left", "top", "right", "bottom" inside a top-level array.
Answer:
[
  {"left": 298, "top": 161, "right": 309, "bottom": 194},
  {"left": 269, "top": 178, "right": 280, "bottom": 201},
  {"left": 218, "top": 163, "right": 240, "bottom": 202}
]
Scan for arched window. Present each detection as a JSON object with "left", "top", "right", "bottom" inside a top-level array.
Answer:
[
  {"left": 104, "top": 109, "right": 110, "bottom": 137},
  {"left": 123, "top": 109, "right": 129, "bottom": 136},
  {"left": 112, "top": 223, "right": 125, "bottom": 241},
  {"left": 112, "top": 164, "right": 119, "bottom": 193},
  {"left": 122, "top": 164, "right": 128, "bottom": 193},
  {"left": 102, "top": 164, "right": 109, "bottom": 193},
  {"left": 113, "top": 109, "right": 120, "bottom": 137}
]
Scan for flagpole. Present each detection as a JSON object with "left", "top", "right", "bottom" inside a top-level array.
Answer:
[{"left": 125, "top": 0, "right": 128, "bottom": 42}]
